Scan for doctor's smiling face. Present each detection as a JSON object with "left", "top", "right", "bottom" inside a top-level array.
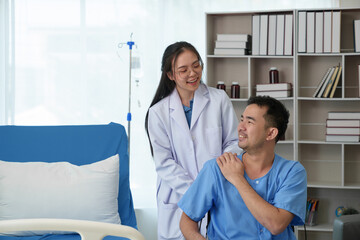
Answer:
[{"left": 167, "top": 49, "right": 202, "bottom": 102}]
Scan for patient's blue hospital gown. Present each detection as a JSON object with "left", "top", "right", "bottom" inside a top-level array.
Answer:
[{"left": 178, "top": 153, "right": 307, "bottom": 240}]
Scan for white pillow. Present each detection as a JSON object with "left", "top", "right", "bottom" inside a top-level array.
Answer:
[{"left": 0, "top": 154, "right": 120, "bottom": 236}]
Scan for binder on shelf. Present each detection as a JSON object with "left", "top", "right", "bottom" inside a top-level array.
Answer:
[
  {"left": 323, "top": 11, "right": 332, "bottom": 53},
  {"left": 306, "top": 11, "right": 315, "bottom": 53},
  {"left": 326, "top": 127, "right": 360, "bottom": 135},
  {"left": 329, "top": 66, "right": 342, "bottom": 98},
  {"left": 256, "top": 83, "right": 292, "bottom": 91},
  {"left": 259, "top": 14, "right": 269, "bottom": 55},
  {"left": 216, "top": 34, "right": 249, "bottom": 42},
  {"left": 326, "top": 134, "right": 360, "bottom": 142},
  {"left": 317, "top": 67, "right": 335, "bottom": 98},
  {"left": 313, "top": 67, "right": 332, "bottom": 97},
  {"left": 355, "top": 20, "right": 360, "bottom": 52},
  {"left": 322, "top": 66, "right": 339, "bottom": 98},
  {"left": 252, "top": 15, "right": 260, "bottom": 55},
  {"left": 298, "top": 11, "right": 307, "bottom": 53},
  {"left": 276, "top": 14, "right": 285, "bottom": 55},
  {"left": 328, "top": 111, "right": 360, "bottom": 119},
  {"left": 327, "top": 119, "right": 360, "bottom": 128},
  {"left": 332, "top": 11, "right": 341, "bottom": 53},
  {"left": 268, "top": 15, "right": 277, "bottom": 55},
  {"left": 284, "top": 14, "right": 293, "bottom": 55},
  {"left": 315, "top": 12, "right": 324, "bottom": 53}
]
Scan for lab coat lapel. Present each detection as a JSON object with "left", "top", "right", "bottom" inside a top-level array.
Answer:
[
  {"left": 169, "top": 89, "right": 191, "bottom": 133},
  {"left": 191, "top": 84, "right": 209, "bottom": 129}
]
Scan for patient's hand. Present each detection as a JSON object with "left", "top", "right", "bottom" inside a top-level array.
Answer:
[{"left": 216, "top": 152, "right": 244, "bottom": 185}]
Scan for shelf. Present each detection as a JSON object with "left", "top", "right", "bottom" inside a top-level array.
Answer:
[
  {"left": 308, "top": 183, "right": 360, "bottom": 190},
  {"left": 297, "top": 97, "right": 360, "bottom": 101},
  {"left": 277, "top": 140, "right": 294, "bottom": 144},
  {"left": 207, "top": 55, "right": 249, "bottom": 59},
  {"left": 207, "top": 55, "right": 295, "bottom": 59},
  {"left": 298, "top": 52, "right": 360, "bottom": 56},
  {"left": 307, "top": 182, "right": 344, "bottom": 189},
  {"left": 298, "top": 140, "right": 360, "bottom": 145},
  {"left": 230, "top": 98, "right": 249, "bottom": 102},
  {"left": 297, "top": 223, "right": 333, "bottom": 232},
  {"left": 263, "top": 97, "right": 294, "bottom": 101},
  {"left": 341, "top": 183, "right": 360, "bottom": 189},
  {"left": 250, "top": 55, "right": 294, "bottom": 59}
]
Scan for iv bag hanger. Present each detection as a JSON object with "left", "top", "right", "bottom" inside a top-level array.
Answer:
[{"left": 118, "top": 33, "right": 135, "bottom": 155}]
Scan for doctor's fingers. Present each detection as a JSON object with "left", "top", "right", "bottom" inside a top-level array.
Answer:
[
  {"left": 217, "top": 153, "right": 238, "bottom": 168},
  {"left": 216, "top": 154, "right": 229, "bottom": 167},
  {"left": 219, "top": 152, "right": 236, "bottom": 163}
]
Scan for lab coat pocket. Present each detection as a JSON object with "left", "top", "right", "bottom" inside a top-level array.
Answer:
[
  {"left": 158, "top": 201, "right": 183, "bottom": 239},
  {"left": 206, "top": 127, "right": 222, "bottom": 157}
]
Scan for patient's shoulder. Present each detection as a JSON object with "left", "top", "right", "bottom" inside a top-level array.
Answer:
[
  {"left": 203, "top": 158, "right": 218, "bottom": 170},
  {"left": 201, "top": 158, "right": 223, "bottom": 179}
]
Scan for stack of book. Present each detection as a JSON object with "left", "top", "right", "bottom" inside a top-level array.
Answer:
[
  {"left": 298, "top": 11, "right": 341, "bottom": 53},
  {"left": 214, "top": 34, "right": 250, "bottom": 55},
  {"left": 313, "top": 65, "right": 342, "bottom": 98},
  {"left": 256, "top": 83, "right": 292, "bottom": 98},
  {"left": 326, "top": 111, "right": 360, "bottom": 142},
  {"left": 252, "top": 14, "right": 293, "bottom": 56}
]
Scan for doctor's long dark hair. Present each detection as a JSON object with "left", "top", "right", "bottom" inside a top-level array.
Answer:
[{"left": 145, "top": 41, "right": 204, "bottom": 156}]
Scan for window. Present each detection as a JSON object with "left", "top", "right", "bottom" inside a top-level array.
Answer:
[{"left": 2, "top": 0, "right": 159, "bottom": 208}]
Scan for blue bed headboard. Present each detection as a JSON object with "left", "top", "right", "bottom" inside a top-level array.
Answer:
[{"left": 0, "top": 122, "right": 137, "bottom": 231}]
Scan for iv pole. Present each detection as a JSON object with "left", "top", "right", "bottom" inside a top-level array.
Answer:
[{"left": 118, "top": 33, "right": 135, "bottom": 154}]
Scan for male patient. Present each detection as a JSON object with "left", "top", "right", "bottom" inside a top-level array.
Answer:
[{"left": 178, "top": 96, "right": 307, "bottom": 240}]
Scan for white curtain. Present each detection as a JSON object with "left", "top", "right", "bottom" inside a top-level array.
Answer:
[
  {"left": 1, "top": 0, "right": 340, "bottom": 208},
  {"left": 0, "top": 0, "right": 5, "bottom": 125},
  {"left": 2, "top": 0, "right": 161, "bottom": 208},
  {"left": 12, "top": 0, "right": 152, "bottom": 126},
  {"left": 0, "top": 0, "right": 14, "bottom": 125}
]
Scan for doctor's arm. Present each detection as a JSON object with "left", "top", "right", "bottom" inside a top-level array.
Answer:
[
  {"left": 180, "top": 213, "right": 205, "bottom": 240},
  {"left": 148, "top": 109, "right": 193, "bottom": 195},
  {"left": 217, "top": 153, "right": 294, "bottom": 235},
  {"left": 220, "top": 91, "right": 241, "bottom": 154}
]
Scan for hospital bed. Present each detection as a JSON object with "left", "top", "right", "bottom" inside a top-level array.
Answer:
[{"left": 0, "top": 123, "right": 144, "bottom": 240}]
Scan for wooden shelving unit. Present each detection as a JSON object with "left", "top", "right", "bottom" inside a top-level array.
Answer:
[{"left": 206, "top": 8, "right": 360, "bottom": 240}]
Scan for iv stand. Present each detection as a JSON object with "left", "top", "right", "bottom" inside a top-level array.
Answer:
[{"left": 118, "top": 34, "right": 135, "bottom": 154}]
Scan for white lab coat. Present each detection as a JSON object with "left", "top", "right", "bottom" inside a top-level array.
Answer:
[{"left": 148, "top": 83, "right": 241, "bottom": 240}]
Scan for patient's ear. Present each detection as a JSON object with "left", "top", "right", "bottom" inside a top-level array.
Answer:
[{"left": 266, "top": 127, "right": 278, "bottom": 141}]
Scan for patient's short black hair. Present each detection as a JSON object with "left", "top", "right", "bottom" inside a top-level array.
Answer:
[{"left": 247, "top": 96, "right": 289, "bottom": 142}]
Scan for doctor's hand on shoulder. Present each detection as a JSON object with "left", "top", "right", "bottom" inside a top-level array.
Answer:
[{"left": 216, "top": 152, "right": 244, "bottom": 185}]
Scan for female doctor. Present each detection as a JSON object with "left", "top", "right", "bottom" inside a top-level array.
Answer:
[{"left": 145, "top": 41, "right": 241, "bottom": 240}]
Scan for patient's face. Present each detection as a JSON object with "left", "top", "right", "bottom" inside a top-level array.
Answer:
[{"left": 237, "top": 104, "right": 269, "bottom": 151}]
